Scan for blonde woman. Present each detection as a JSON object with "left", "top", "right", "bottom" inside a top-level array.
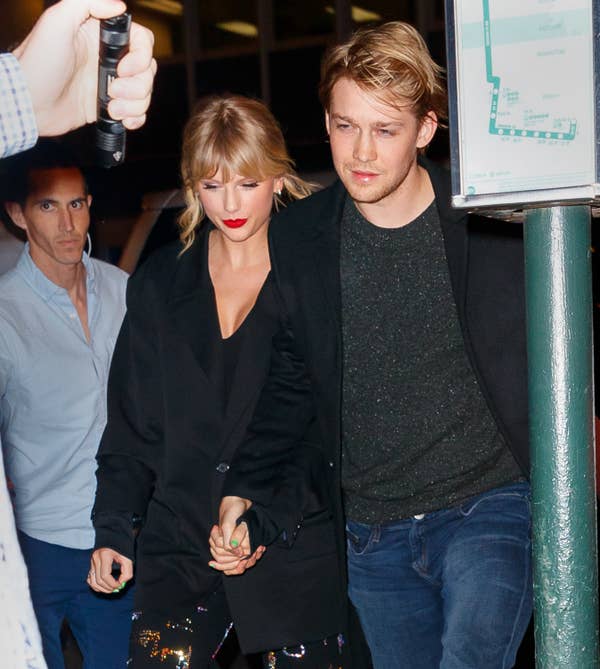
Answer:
[{"left": 88, "top": 95, "right": 346, "bottom": 668}]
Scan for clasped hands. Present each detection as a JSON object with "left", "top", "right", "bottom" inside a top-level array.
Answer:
[
  {"left": 88, "top": 496, "right": 264, "bottom": 594},
  {"left": 209, "top": 496, "right": 266, "bottom": 576}
]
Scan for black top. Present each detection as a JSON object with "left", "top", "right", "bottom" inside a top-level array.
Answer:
[
  {"left": 340, "top": 198, "right": 522, "bottom": 523},
  {"left": 221, "top": 279, "right": 270, "bottom": 408},
  {"left": 222, "top": 327, "right": 243, "bottom": 407}
]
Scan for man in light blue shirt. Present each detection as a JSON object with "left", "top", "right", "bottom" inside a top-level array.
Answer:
[{"left": 0, "top": 141, "right": 132, "bottom": 669}]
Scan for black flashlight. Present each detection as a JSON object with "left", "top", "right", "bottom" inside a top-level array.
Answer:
[{"left": 96, "top": 13, "right": 132, "bottom": 168}]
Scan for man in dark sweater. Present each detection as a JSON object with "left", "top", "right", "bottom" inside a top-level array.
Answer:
[{"left": 217, "top": 21, "right": 532, "bottom": 669}]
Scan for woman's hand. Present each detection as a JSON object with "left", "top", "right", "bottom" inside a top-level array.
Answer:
[
  {"left": 208, "top": 523, "right": 265, "bottom": 576},
  {"left": 88, "top": 547, "right": 133, "bottom": 594}
]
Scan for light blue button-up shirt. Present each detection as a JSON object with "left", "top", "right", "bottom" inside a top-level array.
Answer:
[{"left": 0, "top": 246, "right": 127, "bottom": 549}]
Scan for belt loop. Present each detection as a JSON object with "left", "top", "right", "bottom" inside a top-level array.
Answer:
[{"left": 373, "top": 525, "right": 381, "bottom": 543}]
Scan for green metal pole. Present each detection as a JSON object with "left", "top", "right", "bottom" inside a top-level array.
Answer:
[{"left": 524, "top": 206, "right": 599, "bottom": 668}]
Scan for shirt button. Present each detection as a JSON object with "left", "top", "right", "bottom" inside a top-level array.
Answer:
[
  {"left": 215, "top": 462, "right": 229, "bottom": 473},
  {"left": 414, "top": 513, "right": 425, "bottom": 520},
  {"left": 328, "top": 461, "right": 334, "bottom": 468}
]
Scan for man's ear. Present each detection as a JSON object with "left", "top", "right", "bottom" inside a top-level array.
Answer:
[
  {"left": 4, "top": 202, "right": 27, "bottom": 232},
  {"left": 416, "top": 112, "right": 438, "bottom": 149}
]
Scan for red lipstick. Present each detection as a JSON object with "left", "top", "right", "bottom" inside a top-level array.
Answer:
[{"left": 222, "top": 218, "right": 248, "bottom": 229}]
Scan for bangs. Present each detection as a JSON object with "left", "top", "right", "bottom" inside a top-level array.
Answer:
[{"left": 191, "top": 124, "right": 271, "bottom": 183}]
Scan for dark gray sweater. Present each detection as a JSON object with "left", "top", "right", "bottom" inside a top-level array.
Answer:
[{"left": 340, "top": 197, "right": 522, "bottom": 523}]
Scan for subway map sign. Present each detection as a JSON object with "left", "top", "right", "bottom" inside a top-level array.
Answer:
[{"left": 446, "top": 0, "right": 597, "bottom": 208}]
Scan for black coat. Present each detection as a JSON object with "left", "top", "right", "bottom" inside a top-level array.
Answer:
[
  {"left": 92, "top": 225, "right": 344, "bottom": 654},
  {"left": 224, "top": 159, "right": 530, "bottom": 632}
]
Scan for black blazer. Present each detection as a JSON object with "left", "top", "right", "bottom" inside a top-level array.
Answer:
[
  {"left": 92, "top": 225, "right": 344, "bottom": 654},
  {"left": 224, "top": 159, "right": 530, "bottom": 620}
]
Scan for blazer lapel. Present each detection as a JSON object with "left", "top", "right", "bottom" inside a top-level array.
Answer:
[
  {"left": 167, "top": 225, "right": 224, "bottom": 399},
  {"left": 299, "top": 183, "right": 346, "bottom": 458},
  {"left": 305, "top": 181, "right": 346, "bottom": 328},
  {"left": 425, "top": 158, "right": 470, "bottom": 319}
]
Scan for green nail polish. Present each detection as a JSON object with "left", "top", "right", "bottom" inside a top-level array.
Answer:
[
  {"left": 231, "top": 540, "right": 239, "bottom": 548},
  {"left": 119, "top": 582, "right": 127, "bottom": 591},
  {"left": 209, "top": 562, "right": 216, "bottom": 569},
  {"left": 112, "top": 588, "right": 120, "bottom": 593}
]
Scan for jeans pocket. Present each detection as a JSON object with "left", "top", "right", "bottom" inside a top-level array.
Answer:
[
  {"left": 346, "top": 522, "right": 375, "bottom": 556},
  {"left": 459, "top": 484, "right": 531, "bottom": 520}
]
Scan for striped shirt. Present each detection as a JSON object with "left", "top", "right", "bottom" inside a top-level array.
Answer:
[{"left": 0, "top": 53, "right": 38, "bottom": 158}]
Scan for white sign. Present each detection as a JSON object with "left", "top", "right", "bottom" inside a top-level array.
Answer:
[{"left": 451, "top": 0, "right": 596, "bottom": 208}]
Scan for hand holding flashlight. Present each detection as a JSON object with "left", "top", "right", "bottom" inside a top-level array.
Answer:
[
  {"left": 12, "top": 0, "right": 156, "bottom": 139},
  {"left": 97, "top": 13, "right": 131, "bottom": 167}
]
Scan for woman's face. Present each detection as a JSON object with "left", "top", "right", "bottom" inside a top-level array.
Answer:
[{"left": 197, "top": 168, "right": 282, "bottom": 243}]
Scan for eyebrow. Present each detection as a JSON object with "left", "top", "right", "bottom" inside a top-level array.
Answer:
[
  {"left": 31, "top": 197, "right": 57, "bottom": 205},
  {"left": 373, "top": 121, "right": 401, "bottom": 128},
  {"left": 331, "top": 113, "right": 354, "bottom": 124},
  {"left": 31, "top": 196, "right": 87, "bottom": 205},
  {"left": 330, "top": 113, "right": 401, "bottom": 129}
]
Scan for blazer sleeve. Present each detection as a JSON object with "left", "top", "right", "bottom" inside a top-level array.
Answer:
[
  {"left": 223, "top": 316, "right": 324, "bottom": 550},
  {"left": 92, "top": 267, "right": 164, "bottom": 560}
]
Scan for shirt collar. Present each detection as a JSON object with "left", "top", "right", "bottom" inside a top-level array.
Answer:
[{"left": 15, "top": 243, "right": 95, "bottom": 301}]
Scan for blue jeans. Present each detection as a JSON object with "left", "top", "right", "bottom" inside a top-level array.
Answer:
[
  {"left": 19, "top": 532, "right": 134, "bottom": 669},
  {"left": 346, "top": 482, "right": 532, "bottom": 669}
]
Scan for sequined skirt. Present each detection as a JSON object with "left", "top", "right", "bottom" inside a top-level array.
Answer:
[
  {"left": 128, "top": 591, "right": 231, "bottom": 669},
  {"left": 128, "top": 591, "right": 345, "bottom": 669},
  {"left": 262, "top": 635, "right": 346, "bottom": 669}
]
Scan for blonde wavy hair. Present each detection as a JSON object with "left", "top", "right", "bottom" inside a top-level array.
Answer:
[
  {"left": 178, "top": 94, "right": 314, "bottom": 253},
  {"left": 319, "top": 21, "right": 447, "bottom": 128}
]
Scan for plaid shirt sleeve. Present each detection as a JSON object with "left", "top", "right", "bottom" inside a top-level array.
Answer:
[{"left": 0, "top": 53, "right": 38, "bottom": 158}]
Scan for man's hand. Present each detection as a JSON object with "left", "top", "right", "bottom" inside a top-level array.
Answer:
[
  {"left": 209, "top": 496, "right": 265, "bottom": 575},
  {"left": 13, "top": 0, "right": 156, "bottom": 136},
  {"left": 88, "top": 547, "right": 133, "bottom": 594}
]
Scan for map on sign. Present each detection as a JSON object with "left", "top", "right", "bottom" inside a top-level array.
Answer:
[{"left": 453, "top": 0, "right": 595, "bottom": 203}]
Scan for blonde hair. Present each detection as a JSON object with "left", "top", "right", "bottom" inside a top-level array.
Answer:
[
  {"left": 319, "top": 21, "right": 447, "bottom": 125},
  {"left": 178, "top": 94, "right": 313, "bottom": 253}
]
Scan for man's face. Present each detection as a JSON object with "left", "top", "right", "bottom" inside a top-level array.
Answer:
[
  {"left": 8, "top": 167, "right": 91, "bottom": 275},
  {"left": 326, "top": 78, "right": 437, "bottom": 208}
]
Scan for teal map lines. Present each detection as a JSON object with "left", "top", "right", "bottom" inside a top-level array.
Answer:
[
  {"left": 454, "top": 0, "right": 595, "bottom": 201},
  {"left": 482, "top": 0, "right": 576, "bottom": 141}
]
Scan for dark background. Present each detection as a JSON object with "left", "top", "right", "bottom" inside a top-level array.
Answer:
[
  {"left": 1, "top": 1, "right": 447, "bottom": 258},
  {"left": 4, "top": 1, "right": 599, "bottom": 667}
]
